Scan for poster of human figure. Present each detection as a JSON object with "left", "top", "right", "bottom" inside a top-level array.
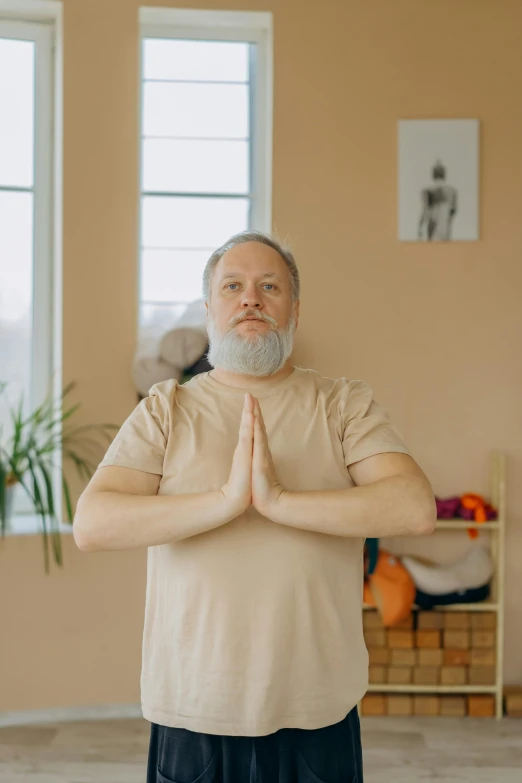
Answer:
[{"left": 398, "top": 119, "right": 479, "bottom": 241}]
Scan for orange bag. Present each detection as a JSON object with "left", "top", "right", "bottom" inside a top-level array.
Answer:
[{"left": 363, "top": 548, "right": 416, "bottom": 627}]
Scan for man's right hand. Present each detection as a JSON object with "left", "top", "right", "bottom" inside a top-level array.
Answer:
[{"left": 220, "top": 393, "right": 255, "bottom": 516}]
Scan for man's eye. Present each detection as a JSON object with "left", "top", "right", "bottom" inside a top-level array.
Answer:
[{"left": 225, "top": 283, "right": 276, "bottom": 291}]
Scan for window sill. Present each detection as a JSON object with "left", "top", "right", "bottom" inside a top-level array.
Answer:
[{"left": 1, "top": 515, "right": 74, "bottom": 537}]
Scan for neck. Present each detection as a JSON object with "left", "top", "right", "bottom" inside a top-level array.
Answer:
[{"left": 209, "top": 361, "right": 295, "bottom": 390}]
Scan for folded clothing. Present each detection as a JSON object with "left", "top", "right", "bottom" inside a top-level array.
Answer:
[
  {"left": 402, "top": 544, "right": 493, "bottom": 595},
  {"left": 159, "top": 327, "right": 208, "bottom": 369},
  {"left": 415, "top": 582, "right": 490, "bottom": 609},
  {"left": 132, "top": 354, "right": 181, "bottom": 398}
]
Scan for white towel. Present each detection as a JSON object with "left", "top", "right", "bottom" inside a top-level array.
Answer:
[{"left": 402, "top": 545, "right": 493, "bottom": 595}]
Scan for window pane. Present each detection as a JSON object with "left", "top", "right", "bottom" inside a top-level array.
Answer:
[
  {"left": 143, "top": 82, "right": 249, "bottom": 139},
  {"left": 0, "top": 38, "right": 34, "bottom": 188},
  {"left": 143, "top": 39, "right": 249, "bottom": 83},
  {"left": 142, "top": 196, "right": 249, "bottom": 248},
  {"left": 141, "top": 249, "right": 211, "bottom": 303},
  {"left": 143, "top": 139, "right": 249, "bottom": 194},
  {"left": 0, "top": 191, "right": 34, "bottom": 437}
]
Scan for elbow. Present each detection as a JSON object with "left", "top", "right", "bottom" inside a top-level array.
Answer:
[
  {"left": 412, "top": 503, "right": 438, "bottom": 536},
  {"left": 73, "top": 496, "right": 99, "bottom": 552},
  {"left": 412, "top": 513, "right": 437, "bottom": 536},
  {"left": 409, "top": 482, "right": 438, "bottom": 536}
]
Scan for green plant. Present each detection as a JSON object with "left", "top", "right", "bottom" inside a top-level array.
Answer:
[{"left": 0, "top": 380, "right": 119, "bottom": 573}]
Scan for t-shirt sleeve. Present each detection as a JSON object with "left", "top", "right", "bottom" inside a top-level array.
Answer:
[
  {"left": 96, "top": 382, "right": 172, "bottom": 476},
  {"left": 341, "top": 379, "right": 412, "bottom": 467}
]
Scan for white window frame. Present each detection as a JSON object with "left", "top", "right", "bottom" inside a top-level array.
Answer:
[
  {"left": 0, "top": 0, "right": 63, "bottom": 534},
  {"left": 138, "top": 8, "right": 273, "bottom": 316}
]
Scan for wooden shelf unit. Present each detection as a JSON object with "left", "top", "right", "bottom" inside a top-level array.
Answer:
[{"left": 363, "top": 451, "right": 506, "bottom": 719}]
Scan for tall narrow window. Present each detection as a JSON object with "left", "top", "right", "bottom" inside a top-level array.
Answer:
[
  {"left": 139, "top": 9, "right": 272, "bottom": 349},
  {"left": 0, "top": 19, "right": 54, "bottom": 518}
]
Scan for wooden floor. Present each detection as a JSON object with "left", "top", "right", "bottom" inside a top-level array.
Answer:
[{"left": 0, "top": 715, "right": 521, "bottom": 782}]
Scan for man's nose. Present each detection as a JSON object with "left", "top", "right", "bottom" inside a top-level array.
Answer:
[{"left": 240, "top": 288, "right": 262, "bottom": 308}]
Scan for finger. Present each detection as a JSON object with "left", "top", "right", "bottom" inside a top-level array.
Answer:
[
  {"left": 255, "top": 399, "right": 267, "bottom": 434},
  {"left": 253, "top": 406, "right": 267, "bottom": 457},
  {"left": 241, "top": 395, "right": 254, "bottom": 442}
]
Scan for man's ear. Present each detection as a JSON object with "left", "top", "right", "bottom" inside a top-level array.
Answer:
[{"left": 294, "top": 300, "right": 300, "bottom": 329}]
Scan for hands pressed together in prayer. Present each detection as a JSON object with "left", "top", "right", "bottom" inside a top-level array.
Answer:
[
  {"left": 220, "top": 393, "right": 284, "bottom": 518},
  {"left": 218, "top": 391, "right": 436, "bottom": 536}
]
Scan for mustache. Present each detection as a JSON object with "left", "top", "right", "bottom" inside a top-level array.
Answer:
[{"left": 229, "top": 312, "right": 276, "bottom": 327}]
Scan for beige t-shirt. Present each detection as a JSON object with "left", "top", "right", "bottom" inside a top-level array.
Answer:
[{"left": 96, "top": 366, "right": 411, "bottom": 736}]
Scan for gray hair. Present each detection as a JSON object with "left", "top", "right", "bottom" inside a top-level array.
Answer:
[{"left": 202, "top": 230, "right": 300, "bottom": 303}]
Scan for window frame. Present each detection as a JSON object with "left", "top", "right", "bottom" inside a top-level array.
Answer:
[
  {"left": 138, "top": 8, "right": 273, "bottom": 315},
  {"left": 0, "top": 1, "right": 63, "bottom": 533}
]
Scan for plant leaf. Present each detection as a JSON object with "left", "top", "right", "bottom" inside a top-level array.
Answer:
[{"left": 62, "top": 476, "right": 73, "bottom": 523}]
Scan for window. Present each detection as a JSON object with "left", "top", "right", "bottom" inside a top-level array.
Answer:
[
  {"left": 0, "top": 5, "right": 61, "bottom": 529},
  {"left": 138, "top": 9, "right": 273, "bottom": 350}
]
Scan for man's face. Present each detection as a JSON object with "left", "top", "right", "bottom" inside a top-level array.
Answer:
[{"left": 205, "top": 241, "right": 300, "bottom": 377}]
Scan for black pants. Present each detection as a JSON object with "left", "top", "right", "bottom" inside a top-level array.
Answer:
[{"left": 147, "top": 706, "right": 363, "bottom": 783}]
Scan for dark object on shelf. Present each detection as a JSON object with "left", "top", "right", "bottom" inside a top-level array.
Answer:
[
  {"left": 414, "top": 582, "right": 490, "bottom": 609},
  {"left": 183, "top": 346, "right": 212, "bottom": 376}
]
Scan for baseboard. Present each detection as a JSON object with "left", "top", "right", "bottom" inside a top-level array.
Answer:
[{"left": 0, "top": 703, "right": 143, "bottom": 728}]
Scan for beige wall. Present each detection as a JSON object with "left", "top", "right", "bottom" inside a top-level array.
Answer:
[{"left": 1, "top": 0, "right": 521, "bottom": 713}]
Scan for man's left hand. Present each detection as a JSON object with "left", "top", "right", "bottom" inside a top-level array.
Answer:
[{"left": 250, "top": 394, "right": 285, "bottom": 516}]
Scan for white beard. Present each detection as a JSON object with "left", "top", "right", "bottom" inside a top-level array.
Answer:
[{"left": 206, "top": 310, "right": 296, "bottom": 377}]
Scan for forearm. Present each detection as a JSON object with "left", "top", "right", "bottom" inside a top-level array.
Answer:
[
  {"left": 74, "top": 490, "right": 236, "bottom": 552},
  {"left": 262, "top": 476, "right": 437, "bottom": 538}
]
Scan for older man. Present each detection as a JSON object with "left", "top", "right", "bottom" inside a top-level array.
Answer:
[{"left": 74, "top": 230, "right": 436, "bottom": 783}]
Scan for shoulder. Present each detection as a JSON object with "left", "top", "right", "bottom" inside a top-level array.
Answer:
[
  {"left": 297, "top": 367, "right": 372, "bottom": 399},
  {"left": 148, "top": 377, "right": 181, "bottom": 402},
  {"left": 146, "top": 373, "right": 209, "bottom": 413},
  {"left": 295, "top": 368, "right": 374, "bottom": 418}
]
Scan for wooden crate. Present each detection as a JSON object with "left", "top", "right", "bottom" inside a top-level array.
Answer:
[
  {"left": 413, "top": 666, "right": 439, "bottom": 685},
  {"left": 444, "top": 612, "right": 471, "bottom": 630},
  {"left": 468, "top": 666, "right": 496, "bottom": 686},
  {"left": 387, "top": 666, "right": 413, "bottom": 685},
  {"left": 471, "top": 612, "right": 497, "bottom": 631},
  {"left": 413, "top": 695, "right": 440, "bottom": 716},
  {"left": 443, "top": 649, "right": 470, "bottom": 666},
  {"left": 368, "top": 647, "right": 390, "bottom": 666},
  {"left": 470, "top": 648, "right": 496, "bottom": 666},
  {"left": 417, "top": 611, "right": 444, "bottom": 630},
  {"left": 360, "top": 693, "right": 387, "bottom": 716},
  {"left": 388, "top": 630, "right": 415, "bottom": 649},
  {"left": 504, "top": 686, "right": 522, "bottom": 717},
  {"left": 364, "top": 629, "right": 387, "bottom": 647},
  {"left": 416, "top": 629, "right": 441, "bottom": 649},
  {"left": 444, "top": 630, "right": 471, "bottom": 649},
  {"left": 467, "top": 695, "right": 495, "bottom": 717},
  {"left": 363, "top": 610, "right": 384, "bottom": 629},
  {"left": 418, "top": 648, "right": 444, "bottom": 666},
  {"left": 471, "top": 630, "right": 496, "bottom": 649},
  {"left": 369, "top": 666, "right": 387, "bottom": 684},
  {"left": 439, "top": 695, "right": 467, "bottom": 717},
  {"left": 387, "top": 695, "right": 413, "bottom": 716},
  {"left": 440, "top": 666, "right": 467, "bottom": 685},
  {"left": 390, "top": 648, "right": 417, "bottom": 667}
]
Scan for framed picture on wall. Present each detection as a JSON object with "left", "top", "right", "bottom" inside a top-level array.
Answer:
[{"left": 398, "top": 119, "right": 480, "bottom": 242}]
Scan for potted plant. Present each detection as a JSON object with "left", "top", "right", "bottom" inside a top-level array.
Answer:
[{"left": 0, "top": 380, "right": 119, "bottom": 574}]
